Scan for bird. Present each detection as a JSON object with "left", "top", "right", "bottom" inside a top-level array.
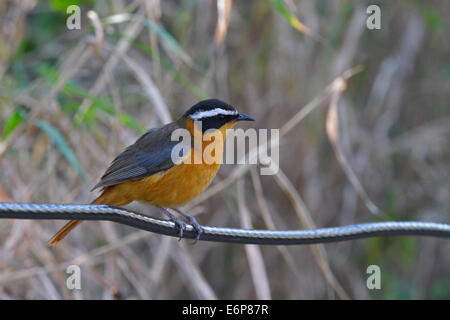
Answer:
[{"left": 48, "top": 99, "right": 255, "bottom": 245}]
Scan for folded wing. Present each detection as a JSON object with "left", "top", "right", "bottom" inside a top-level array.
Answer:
[{"left": 92, "top": 122, "right": 187, "bottom": 190}]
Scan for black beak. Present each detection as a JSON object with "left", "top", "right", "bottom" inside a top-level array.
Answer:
[{"left": 236, "top": 113, "right": 255, "bottom": 121}]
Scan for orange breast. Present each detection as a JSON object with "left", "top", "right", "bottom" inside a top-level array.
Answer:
[
  {"left": 96, "top": 120, "right": 236, "bottom": 208},
  {"left": 137, "top": 161, "right": 220, "bottom": 206}
]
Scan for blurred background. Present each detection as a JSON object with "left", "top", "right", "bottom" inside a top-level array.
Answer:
[{"left": 0, "top": 0, "right": 449, "bottom": 299}]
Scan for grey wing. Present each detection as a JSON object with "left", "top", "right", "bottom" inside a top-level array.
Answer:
[{"left": 92, "top": 123, "right": 186, "bottom": 190}]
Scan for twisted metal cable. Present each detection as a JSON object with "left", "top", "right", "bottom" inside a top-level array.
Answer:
[{"left": 0, "top": 202, "right": 449, "bottom": 245}]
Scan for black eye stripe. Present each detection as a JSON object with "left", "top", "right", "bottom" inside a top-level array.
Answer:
[
  {"left": 194, "top": 114, "right": 235, "bottom": 120},
  {"left": 193, "top": 114, "right": 238, "bottom": 132}
]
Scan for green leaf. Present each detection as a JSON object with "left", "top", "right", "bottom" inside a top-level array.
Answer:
[
  {"left": 421, "top": 6, "right": 443, "bottom": 30},
  {"left": 143, "top": 19, "right": 192, "bottom": 64},
  {"left": 118, "top": 113, "right": 146, "bottom": 133},
  {"left": 103, "top": 14, "right": 192, "bottom": 64},
  {"left": 36, "top": 64, "right": 115, "bottom": 126},
  {"left": 32, "top": 119, "right": 87, "bottom": 181},
  {"left": 3, "top": 110, "right": 24, "bottom": 139},
  {"left": 49, "top": 0, "right": 93, "bottom": 12},
  {"left": 270, "top": 0, "right": 312, "bottom": 36},
  {"left": 62, "top": 81, "right": 113, "bottom": 111}
]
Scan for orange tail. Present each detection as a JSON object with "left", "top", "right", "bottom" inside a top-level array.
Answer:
[
  {"left": 48, "top": 187, "right": 130, "bottom": 246},
  {"left": 48, "top": 220, "right": 82, "bottom": 246}
]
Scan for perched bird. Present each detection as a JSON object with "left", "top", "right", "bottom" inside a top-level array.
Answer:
[{"left": 48, "top": 99, "right": 255, "bottom": 245}]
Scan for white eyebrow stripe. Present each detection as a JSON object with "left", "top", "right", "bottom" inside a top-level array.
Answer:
[{"left": 189, "top": 108, "right": 238, "bottom": 120}]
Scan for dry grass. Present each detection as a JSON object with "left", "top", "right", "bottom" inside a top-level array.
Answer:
[{"left": 0, "top": 1, "right": 449, "bottom": 299}]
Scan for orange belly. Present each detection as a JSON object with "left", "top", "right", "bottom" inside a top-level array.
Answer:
[
  {"left": 95, "top": 121, "right": 237, "bottom": 208},
  {"left": 104, "top": 161, "right": 220, "bottom": 207}
]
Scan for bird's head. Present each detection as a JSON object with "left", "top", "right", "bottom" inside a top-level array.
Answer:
[{"left": 182, "top": 99, "right": 254, "bottom": 132}]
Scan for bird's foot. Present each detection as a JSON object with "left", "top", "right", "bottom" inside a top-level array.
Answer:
[
  {"left": 157, "top": 207, "right": 187, "bottom": 241},
  {"left": 172, "top": 208, "right": 204, "bottom": 243}
]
